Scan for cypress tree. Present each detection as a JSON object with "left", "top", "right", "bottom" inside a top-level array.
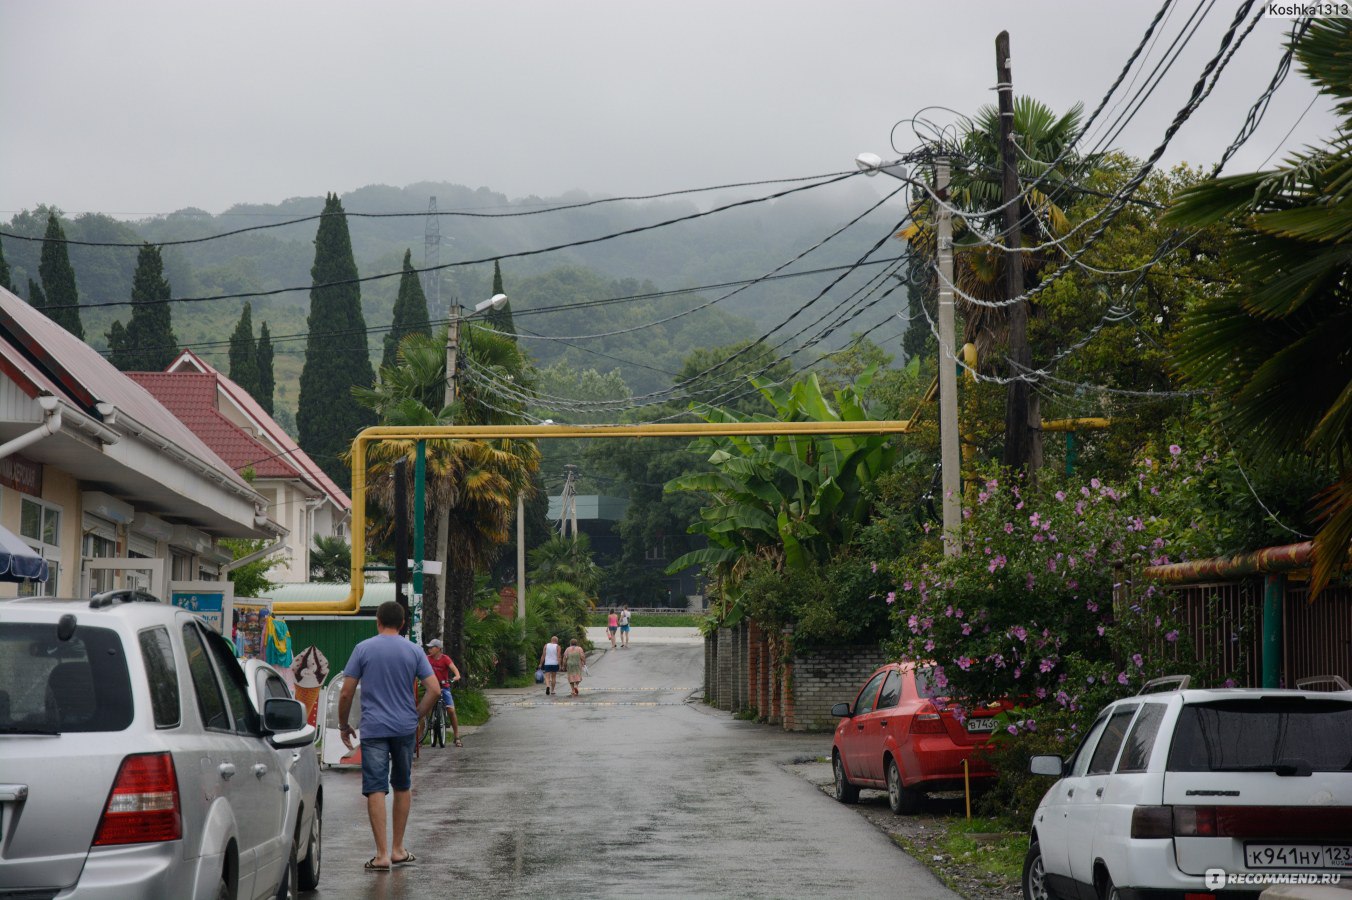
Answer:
[
  {"left": 484, "top": 259, "right": 516, "bottom": 336},
  {"left": 27, "top": 279, "right": 46, "bottom": 309},
  {"left": 229, "top": 302, "right": 260, "bottom": 397},
  {"left": 107, "top": 321, "right": 134, "bottom": 370},
  {"left": 381, "top": 249, "right": 432, "bottom": 371},
  {"left": 39, "top": 212, "right": 83, "bottom": 339},
  {"left": 297, "top": 193, "right": 376, "bottom": 491},
  {"left": 0, "top": 234, "right": 13, "bottom": 293},
  {"left": 256, "top": 322, "right": 275, "bottom": 415},
  {"left": 119, "top": 243, "right": 177, "bottom": 370}
]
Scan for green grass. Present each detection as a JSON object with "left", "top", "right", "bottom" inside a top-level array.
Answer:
[
  {"left": 938, "top": 817, "right": 1025, "bottom": 881},
  {"left": 587, "top": 612, "right": 704, "bottom": 628},
  {"left": 453, "top": 689, "right": 491, "bottom": 727},
  {"left": 495, "top": 673, "right": 537, "bottom": 689}
]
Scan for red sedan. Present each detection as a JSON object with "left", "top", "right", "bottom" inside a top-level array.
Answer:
[{"left": 830, "top": 661, "right": 1005, "bottom": 813}]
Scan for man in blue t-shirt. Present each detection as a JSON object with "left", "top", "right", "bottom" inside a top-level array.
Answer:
[{"left": 338, "top": 601, "right": 438, "bottom": 871}]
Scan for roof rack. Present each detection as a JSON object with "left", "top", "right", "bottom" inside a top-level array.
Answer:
[
  {"left": 1295, "top": 675, "right": 1352, "bottom": 692},
  {"left": 1137, "top": 675, "right": 1191, "bottom": 695},
  {"left": 89, "top": 589, "right": 163, "bottom": 609}
]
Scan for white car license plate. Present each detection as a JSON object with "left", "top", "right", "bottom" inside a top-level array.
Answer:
[
  {"left": 1245, "top": 844, "right": 1352, "bottom": 870},
  {"left": 966, "top": 717, "right": 997, "bottom": 733}
]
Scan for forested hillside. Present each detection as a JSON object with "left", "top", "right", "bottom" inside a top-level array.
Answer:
[{"left": 1, "top": 177, "right": 904, "bottom": 419}]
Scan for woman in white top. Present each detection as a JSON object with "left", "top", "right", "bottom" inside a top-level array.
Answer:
[{"left": 539, "top": 636, "right": 561, "bottom": 696}]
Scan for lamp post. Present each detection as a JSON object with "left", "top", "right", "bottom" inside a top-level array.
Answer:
[{"left": 856, "top": 154, "right": 961, "bottom": 555}]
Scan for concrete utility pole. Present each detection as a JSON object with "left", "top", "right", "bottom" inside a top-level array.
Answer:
[
  {"left": 516, "top": 493, "right": 526, "bottom": 621},
  {"left": 996, "top": 30, "right": 1038, "bottom": 472},
  {"left": 936, "top": 160, "right": 961, "bottom": 556},
  {"left": 444, "top": 306, "right": 461, "bottom": 410}
]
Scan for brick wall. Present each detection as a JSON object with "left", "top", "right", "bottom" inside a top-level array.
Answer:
[
  {"left": 782, "top": 644, "right": 889, "bottom": 733},
  {"left": 715, "top": 627, "right": 733, "bottom": 711}
]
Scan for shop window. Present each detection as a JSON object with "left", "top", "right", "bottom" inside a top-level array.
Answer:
[{"left": 18, "top": 498, "right": 61, "bottom": 597}]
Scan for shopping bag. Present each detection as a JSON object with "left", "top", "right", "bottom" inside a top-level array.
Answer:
[{"left": 534, "top": 667, "right": 545, "bottom": 683}]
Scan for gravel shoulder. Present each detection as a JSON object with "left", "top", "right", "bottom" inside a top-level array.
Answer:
[{"left": 783, "top": 760, "right": 1022, "bottom": 900}]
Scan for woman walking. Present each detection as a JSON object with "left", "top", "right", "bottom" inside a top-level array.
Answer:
[
  {"left": 563, "top": 638, "right": 587, "bottom": 696},
  {"left": 539, "top": 635, "right": 561, "bottom": 696}
]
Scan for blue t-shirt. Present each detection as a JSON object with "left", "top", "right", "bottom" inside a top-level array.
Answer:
[{"left": 343, "top": 634, "right": 433, "bottom": 739}]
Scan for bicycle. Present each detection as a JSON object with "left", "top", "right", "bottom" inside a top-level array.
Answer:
[{"left": 425, "top": 693, "right": 447, "bottom": 748}]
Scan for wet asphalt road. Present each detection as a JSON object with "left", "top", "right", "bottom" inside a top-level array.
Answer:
[{"left": 312, "top": 630, "right": 957, "bottom": 899}]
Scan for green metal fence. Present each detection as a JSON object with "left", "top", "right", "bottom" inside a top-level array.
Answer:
[{"left": 285, "top": 616, "right": 377, "bottom": 684}]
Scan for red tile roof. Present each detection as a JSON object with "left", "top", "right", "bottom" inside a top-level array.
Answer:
[
  {"left": 128, "top": 371, "right": 306, "bottom": 480},
  {"left": 167, "top": 350, "right": 350, "bottom": 510}
]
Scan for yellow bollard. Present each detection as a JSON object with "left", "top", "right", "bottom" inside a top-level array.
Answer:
[{"left": 962, "top": 758, "right": 971, "bottom": 820}]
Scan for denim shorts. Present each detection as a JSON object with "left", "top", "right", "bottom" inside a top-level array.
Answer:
[
  {"left": 440, "top": 687, "right": 456, "bottom": 709},
  {"left": 361, "top": 733, "right": 415, "bottom": 795}
]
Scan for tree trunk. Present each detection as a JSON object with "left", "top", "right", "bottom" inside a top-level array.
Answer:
[{"left": 443, "top": 566, "right": 473, "bottom": 676}]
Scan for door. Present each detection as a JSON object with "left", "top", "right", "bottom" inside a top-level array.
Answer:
[
  {"left": 844, "top": 670, "right": 888, "bottom": 782},
  {"left": 1036, "top": 710, "right": 1112, "bottom": 884},
  {"left": 1066, "top": 705, "right": 1138, "bottom": 889},
  {"left": 862, "top": 669, "right": 903, "bottom": 782},
  {"left": 201, "top": 627, "right": 289, "bottom": 896}
]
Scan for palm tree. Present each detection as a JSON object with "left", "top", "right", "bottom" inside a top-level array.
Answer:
[
  {"left": 355, "top": 325, "right": 540, "bottom": 669},
  {"left": 1166, "top": 19, "right": 1352, "bottom": 595},
  {"left": 528, "top": 533, "right": 602, "bottom": 594}
]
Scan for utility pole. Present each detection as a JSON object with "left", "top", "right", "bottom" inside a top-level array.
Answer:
[
  {"left": 996, "top": 30, "right": 1037, "bottom": 473},
  {"left": 516, "top": 493, "right": 526, "bottom": 621},
  {"left": 444, "top": 305, "right": 460, "bottom": 410},
  {"left": 393, "top": 457, "right": 410, "bottom": 636},
  {"left": 423, "top": 196, "right": 441, "bottom": 311},
  {"left": 936, "top": 160, "right": 961, "bottom": 556}
]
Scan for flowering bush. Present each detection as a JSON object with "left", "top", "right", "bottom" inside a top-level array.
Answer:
[{"left": 883, "top": 451, "right": 1212, "bottom": 731}]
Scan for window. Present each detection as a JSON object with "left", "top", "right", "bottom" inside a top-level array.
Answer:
[
  {"left": 18, "top": 497, "right": 61, "bottom": 597},
  {"left": 171, "top": 551, "right": 194, "bottom": 582},
  {"left": 139, "top": 627, "right": 181, "bottom": 729},
  {"left": 263, "top": 674, "right": 291, "bottom": 701},
  {"left": 913, "top": 666, "right": 946, "bottom": 700},
  {"left": 1069, "top": 713, "right": 1112, "bottom": 777},
  {"left": 182, "top": 623, "right": 231, "bottom": 732},
  {"left": 0, "top": 622, "right": 132, "bottom": 733},
  {"left": 203, "top": 628, "right": 260, "bottom": 736},
  {"left": 1116, "top": 703, "right": 1166, "bottom": 773},
  {"left": 1167, "top": 698, "right": 1352, "bottom": 773},
  {"left": 877, "top": 670, "right": 902, "bottom": 709},
  {"left": 1087, "top": 706, "right": 1138, "bottom": 775},
  {"left": 83, "top": 521, "right": 118, "bottom": 595},
  {"left": 854, "top": 671, "right": 889, "bottom": 716}
]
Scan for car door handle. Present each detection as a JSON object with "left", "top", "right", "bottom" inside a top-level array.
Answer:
[
  {"left": 1095, "top": 787, "right": 1104, "bottom": 798},
  {"left": 218, "top": 763, "right": 236, "bottom": 780},
  {"left": 1066, "top": 788, "right": 1074, "bottom": 797},
  {"left": 253, "top": 764, "right": 269, "bottom": 778},
  {"left": 880, "top": 721, "right": 889, "bottom": 727}
]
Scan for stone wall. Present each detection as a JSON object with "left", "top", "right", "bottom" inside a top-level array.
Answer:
[{"left": 783, "top": 644, "right": 889, "bottom": 733}]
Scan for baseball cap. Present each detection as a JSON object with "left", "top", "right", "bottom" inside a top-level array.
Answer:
[{"left": 426, "top": 638, "right": 443, "bottom": 648}]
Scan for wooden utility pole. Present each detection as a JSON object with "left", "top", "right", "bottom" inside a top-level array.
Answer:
[
  {"left": 936, "top": 160, "right": 961, "bottom": 556},
  {"left": 996, "top": 30, "right": 1038, "bottom": 472}
]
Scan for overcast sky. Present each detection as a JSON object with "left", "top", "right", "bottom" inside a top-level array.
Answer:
[{"left": 0, "top": 1, "right": 1335, "bottom": 218}]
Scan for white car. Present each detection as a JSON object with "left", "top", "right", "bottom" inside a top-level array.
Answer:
[
  {"left": 1023, "top": 676, "right": 1352, "bottom": 899},
  {"left": 0, "top": 591, "right": 312, "bottom": 899},
  {"left": 239, "top": 659, "right": 322, "bottom": 894}
]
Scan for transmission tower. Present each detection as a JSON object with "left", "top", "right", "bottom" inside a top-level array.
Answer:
[{"left": 423, "top": 196, "right": 441, "bottom": 312}]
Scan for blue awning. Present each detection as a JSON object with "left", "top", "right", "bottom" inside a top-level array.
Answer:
[{"left": 0, "top": 524, "right": 48, "bottom": 583}]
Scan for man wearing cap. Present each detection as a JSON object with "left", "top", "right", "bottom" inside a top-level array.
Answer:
[{"left": 424, "top": 639, "right": 463, "bottom": 747}]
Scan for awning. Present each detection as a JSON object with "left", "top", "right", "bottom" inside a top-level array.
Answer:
[{"left": 0, "top": 524, "right": 49, "bottom": 583}]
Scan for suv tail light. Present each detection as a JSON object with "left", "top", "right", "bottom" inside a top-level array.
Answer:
[
  {"left": 92, "top": 752, "right": 182, "bottom": 846},
  {"left": 912, "top": 702, "right": 946, "bottom": 734}
]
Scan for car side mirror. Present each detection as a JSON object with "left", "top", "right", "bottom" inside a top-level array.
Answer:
[
  {"left": 1029, "top": 755, "right": 1065, "bottom": 776},
  {"left": 831, "top": 702, "right": 853, "bottom": 718},
  {"left": 263, "top": 697, "right": 307, "bottom": 734},
  {"left": 271, "top": 723, "right": 317, "bottom": 749}
]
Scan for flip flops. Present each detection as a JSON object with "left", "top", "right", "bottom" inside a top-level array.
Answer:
[
  {"left": 392, "top": 851, "right": 416, "bottom": 866},
  {"left": 453, "top": 738, "right": 463, "bottom": 748},
  {"left": 365, "top": 858, "right": 390, "bottom": 872}
]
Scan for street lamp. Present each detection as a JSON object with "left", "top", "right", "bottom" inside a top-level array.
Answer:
[{"left": 857, "top": 151, "right": 961, "bottom": 556}]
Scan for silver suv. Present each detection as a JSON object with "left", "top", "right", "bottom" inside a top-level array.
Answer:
[
  {"left": 0, "top": 592, "right": 313, "bottom": 899},
  {"left": 1023, "top": 677, "right": 1352, "bottom": 899}
]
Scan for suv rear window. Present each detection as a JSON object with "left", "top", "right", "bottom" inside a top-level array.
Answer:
[
  {"left": 1168, "top": 698, "right": 1352, "bottom": 773},
  {"left": 0, "top": 622, "right": 133, "bottom": 733}
]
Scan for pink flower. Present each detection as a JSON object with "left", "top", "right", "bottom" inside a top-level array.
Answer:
[
  {"left": 1090, "top": 478, "right": 1101, "bottom": 489},
  {"left": 871, "top": 562, "right": 878, "bottom": 573},
  {"left": 1096, "top": 625, "right": 1106, "bottom": 636},
  {"left": 1025, "top": 718, "right": 1037, "bottom": 733},
  {"left": 885, "top": 591, "right": 896, "bottom": 605},
  {"left": 903, "top": 581, "right": 912, "bottom": 591},
  {"left": 1006, "top": 724, "right": 1018, "bottom": 735},
  {"left": 1004, "top": 522, "right": 1015, "bottom": 534},
  {"left": 1169, "top": 444, "right": 1182, "bottom": 457},
  {"left": 1081, "top": 486, "right": 1091, "bottom": 497},
  {"left": 1026, "top": 573, "right": 1036, "bottom": 590},
  {"left": 1055, "top": 490, "right": 1066, "bottom": 502},
  {"left": 1010, "top": 625, "right": 1027, "bottom": 642},
  {"left": 986, "top": 478, "right": 999, "bottom": 489},
  {"left": 1117, "top": 672, "right": 1129, "bottom": 685},
  {"left": 1165, "top": 630, "right": 1179, "bottom": 643},
  {"left": 956, "top": 656, "right": 973, "bottom": 671},
  {"left": 1047, "top": 557, "right": 1057, "bottom": 572},
  {"left": 924, "top": 639, "right": 935, "bottom": 652},
  {"left": 1086, "top": 600, "right": 1098, "bottom": 613},
  {"left": 1131, "top": 653, "right": 1144, "bottom": 668},
  {"left": 977, "top": 491, "right": 990, "bottom": 505},
  {"left": 1029, "top": 513, "right": 1041, "bottom": 527},
  {"left": 954, "top": 608, "right": 964, "bottom": 619},
  {"left": 1039, "top": 658, "right": 1055, "bottom": 673},
  {"left": 961, "top": 623, "right": 972, "bottom": 636},
  {"left": 1013, "top": 667, "right": 1022, "bottom": 679}
]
